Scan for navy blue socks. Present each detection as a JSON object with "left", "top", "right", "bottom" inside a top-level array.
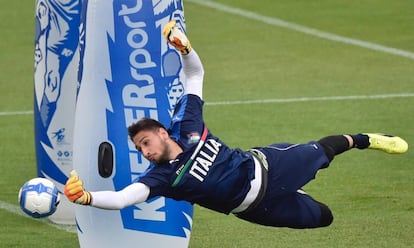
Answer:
[{"left": 350, "top": 134, "right": 370, "bottom": 149}]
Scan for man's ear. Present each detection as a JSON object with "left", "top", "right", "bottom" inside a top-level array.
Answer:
[{"left": 158, "top": 127, "right": 169, "bottom": 139}]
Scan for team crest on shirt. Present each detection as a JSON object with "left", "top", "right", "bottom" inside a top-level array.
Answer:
[{"left": 187, "top": 132, "right": 201, "bottom": 144}]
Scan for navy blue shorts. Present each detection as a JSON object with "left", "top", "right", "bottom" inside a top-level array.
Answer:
[{"left": 237, "top": 142, "right": 333, "bottom": 228}]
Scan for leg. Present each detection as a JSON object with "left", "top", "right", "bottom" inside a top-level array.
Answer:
[
  {"left": 236, "top": 191, "right": 333, "bottom": 229},
  {"left": 260, "top": 142, "right": 331, "bottom": 192},
  {"left": 319, "top": 133, "right": 408, "bottom": 162},
  {"left": 318, "top": 135, "right": 352, "bottom": 162}
]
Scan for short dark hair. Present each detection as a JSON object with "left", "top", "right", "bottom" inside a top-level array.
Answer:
[{"left": 128, "top": 118, "right": 166, "bottom": 141}]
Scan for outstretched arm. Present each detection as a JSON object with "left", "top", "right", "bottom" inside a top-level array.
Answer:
[
  {"left": 64, "top": 170, "right": 150, "bottom": 210},
  {"left": 163, "top": 20, "right": 204, "bottom": 99},
  {"left": 182, "top": 50, "right": 204, "bottom": 99},
  {"left": 90, "top": 183, "right": 150, "bottom": 210}
]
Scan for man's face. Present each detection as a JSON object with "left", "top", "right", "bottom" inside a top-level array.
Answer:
[{"left": 132, "top": 128, "right": 171, "bottom": 164}]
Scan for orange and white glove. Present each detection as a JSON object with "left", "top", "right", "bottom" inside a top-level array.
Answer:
[{"left": 64, "top": 170, "right": 91, "bottom": 205}]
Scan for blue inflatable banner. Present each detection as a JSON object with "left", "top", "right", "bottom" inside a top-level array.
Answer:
[
  {"left": 33, "top": 0, "right": 81, "bottom": 224},
  {"left": 73, "top": 0, "right": 193, "bottom": 247}
]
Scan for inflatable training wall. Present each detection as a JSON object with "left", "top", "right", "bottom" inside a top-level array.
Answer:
[
  {"left": 73, "top": 0, "right": 193, "bottom": 247},
  {"left": 34, "top": 0, "right": 81, "bottom": 225}
]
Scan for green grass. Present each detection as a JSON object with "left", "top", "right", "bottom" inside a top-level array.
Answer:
[{"left": 1, "top": 0, "right": 413, "bottom": 247}]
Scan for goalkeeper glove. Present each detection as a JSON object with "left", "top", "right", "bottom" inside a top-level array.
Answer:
[{"left": 64, "top": 170, "right": 91, "bottom": 205}]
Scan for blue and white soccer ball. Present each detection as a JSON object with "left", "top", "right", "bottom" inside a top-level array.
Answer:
[{"left": 18, "top": 178, "right": 60, "bottom": 218}]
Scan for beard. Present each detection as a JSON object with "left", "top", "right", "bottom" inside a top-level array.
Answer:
[{"left": 152, "top": 140, "right": 172, "bottom": 164}]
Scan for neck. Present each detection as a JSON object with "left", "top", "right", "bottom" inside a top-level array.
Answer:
[{"left": 167, "top": 139, "right": 183, "bottom": 160}]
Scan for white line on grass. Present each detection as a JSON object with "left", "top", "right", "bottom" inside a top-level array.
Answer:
[
  {"left": 0, "top": 110, "right": 33, "bottom": 116},
  {"left": 0, "top": 200, "right": 76, "bottom": 233},
  {"left": 1, "top": 93, "right": 413, "bottom": 116},
  {"left": 205, "top": 93, "right": 414, "bottom": 106},
  {"left": 187, "top": 0, "right": 414, "bottom": 60}
]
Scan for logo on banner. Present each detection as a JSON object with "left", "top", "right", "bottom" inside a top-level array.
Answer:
[
  {"left": 99, "top": 0, "right": 192, "bottom": 237},
  {"left": 34, "top": 0, "right": 81, "bottom": 184}
]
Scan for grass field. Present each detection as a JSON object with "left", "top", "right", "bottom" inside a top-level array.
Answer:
[{"left": 1, "top": 0, "right": 413, "bottom": 247}]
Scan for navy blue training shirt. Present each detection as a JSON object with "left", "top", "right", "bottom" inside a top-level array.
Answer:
[{"left": 138, "top": 94, "right": 256, "bottom": 214}]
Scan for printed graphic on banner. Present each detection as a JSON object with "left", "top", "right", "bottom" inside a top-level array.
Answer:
[
  {"left": 34, "top": 0, "right": 81, "bottom": 186},
  {"left": 94, "top": 0, "right": 192, "bottom": 237}
]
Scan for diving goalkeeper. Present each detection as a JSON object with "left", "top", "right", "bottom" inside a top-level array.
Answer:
[{"left": 65, "top": 20, "right": 408, "bottom": 229}]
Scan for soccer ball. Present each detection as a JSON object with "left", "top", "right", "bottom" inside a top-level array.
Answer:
[{"left": 18, "top": 178, "right": 60, "bottom": 218}]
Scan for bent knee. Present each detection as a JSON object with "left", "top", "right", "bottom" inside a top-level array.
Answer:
[{"left": 318, "top": 202, "right": 334, "bottom": 227}]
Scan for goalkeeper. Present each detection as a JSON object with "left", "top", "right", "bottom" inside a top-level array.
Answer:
[{"left": 65, "top": 20, "right": 408, "bottom": 229}]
